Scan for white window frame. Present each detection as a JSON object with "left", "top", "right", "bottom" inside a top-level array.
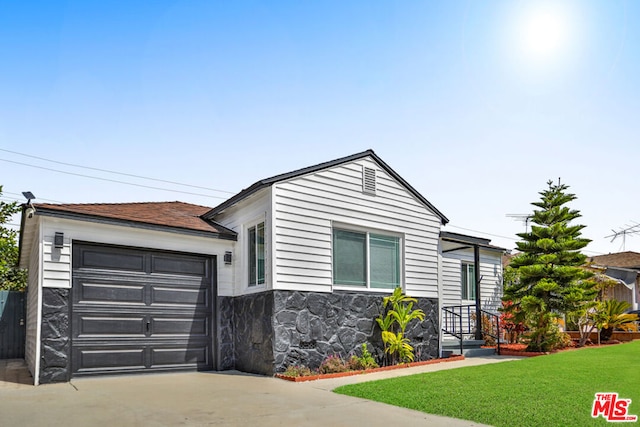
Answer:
[
  {"left": 331, "top": 224, "right": 403, "bottom": 292},
  {"left": 247, "top": 220, "right": 266, "bottom": 288},
  {"left": 461, "top": 261, "right": 476, "bottom": 301}
]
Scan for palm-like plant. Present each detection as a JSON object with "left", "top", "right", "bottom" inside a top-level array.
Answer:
[
  {"left": 597, "top": 300, "right": 639, "bottom": 341},
  {"left": 390, "top": 300, "right": 425, "bottom": 333},
  {"left": 381, "top": 331, "right": 414, "bottom": 363},
  {"left": 376, "top": 287, "right": 425, "bottom": 364}
]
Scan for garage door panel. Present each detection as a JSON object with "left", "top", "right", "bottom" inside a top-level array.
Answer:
[
  {"left": 76, "top": 281, "right": 147, "bottom": 306},
  {"left": 152, "top": 255, "right": 209, "bottom": 277},
  {"left": 75, "top": 314, "right": 147, "bottom": 338},
  {"left": 151, "top": 285, "right": 209, "bottom": 307},
  {"left": 74, "top": 347, "right": 146, "bottom": 373},
  {"left": 73, "top": 343, "right": 210, "bottom": 374},
  {"left": 151, "top": 345, "right": 209, "bottom": 368},
  {"left": 152, "top": 316, "right": 209, "bottom": 336},
  {"left": 71, "top": 243, "right": 215, "bottom": 378},
  {"left": 79, "top": 248, "right": 146, "bottom": 272}
]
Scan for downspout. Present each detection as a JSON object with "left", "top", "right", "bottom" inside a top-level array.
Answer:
[{"left": 474, "top": 244, "right": 482, "bottom": 340}]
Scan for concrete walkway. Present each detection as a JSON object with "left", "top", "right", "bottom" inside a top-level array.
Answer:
[{"left": 0, "top": 356, "right": 523, "bottom": 426}]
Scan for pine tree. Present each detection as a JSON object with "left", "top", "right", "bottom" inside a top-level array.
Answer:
[{"left": 503, "top": 180, "right": 596, "bottom": 351}]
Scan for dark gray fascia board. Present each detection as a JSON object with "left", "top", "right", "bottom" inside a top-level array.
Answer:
[
  {"left": 441, "top": 231, "right": 506, "bottom": 252},
  {"left": 441, "top": 231, "right": 491, "bottom": 245},
  {"left": 203, "top": 149, "right": 449, "bottom": 224},
  {"left": 35, "top": 207, "right": 238, "bottom": 241}
]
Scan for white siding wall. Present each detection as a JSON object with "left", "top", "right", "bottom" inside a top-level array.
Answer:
[
  {"left": 440, "top": 249, "right": 503, "bottom": 312},
  {"left": 441, "top": 256, "right": 461, "bottom": 308},
  {"left": 271, "top": 157, "right": 442, "bottom": 298},
  {"left": 36, "top": 216, "right": 235, "bottom": 295},
  {"left": 214, "top": 189, "right": 270, "bottom": 296},
  {"left": 43, "top": 234, "right": 70, "bottom": 288}
]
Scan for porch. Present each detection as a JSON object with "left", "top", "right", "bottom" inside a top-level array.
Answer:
[{"left": 441, "top": 304, "right": 502, "bottom": 357}]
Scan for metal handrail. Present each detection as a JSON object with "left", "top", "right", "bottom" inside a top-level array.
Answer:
[
  {"left": 442, "top": 305, "right": 501, "bottom": 355},
  {"left": 479, "top": 309, "right": 501, "bottom": 356}
]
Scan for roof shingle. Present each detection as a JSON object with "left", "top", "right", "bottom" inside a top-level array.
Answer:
[
  {"left": 34, "top": 201, "right": 236, "bottom": 238},
  {"left": 589, "top": 251, "right": 640, "bottom": 270}
]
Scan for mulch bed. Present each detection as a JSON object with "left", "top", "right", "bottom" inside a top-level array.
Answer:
[
  {"left": 498, "top": 343, "right": 547, "bottom": 357},
  {"left": 496, "top": 341, "right": 623, "bottom": 357},
  {"left": 275, "top": 354, "right": 466, "bottom": 382}
]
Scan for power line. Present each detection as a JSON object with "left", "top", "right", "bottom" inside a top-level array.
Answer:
[
  {"left": 2, "top": 191, "right": 65, "bottom": 204},
  {"left": 445, "top": 224, "right": 610, "bottom": 256},
  {"left": 0, "top": 158, "right": 229, "bottom": 200},
  {"left": 445, "top": 224, "right": 518, "bottom": 242},
  {"left": 0, "top": 148, "right": 235, "bottom": 195}
]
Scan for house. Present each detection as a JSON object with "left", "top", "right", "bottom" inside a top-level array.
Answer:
[
  {"left": 588, "top": 252, "right": 640, "bottom": 310},
  {"left": 18, "top": 149, "right": 505, "bottom": 385}
]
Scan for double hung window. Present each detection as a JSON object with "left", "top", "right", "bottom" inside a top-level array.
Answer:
[
  {"left": 461, "top": 262, "right": 476, "bottom": 300},
  {"left": 248, "top": 222, "right": 265, "bottom": 286},
  {"left": 332, "top": 229, "right": 400, "bottom": 289}
]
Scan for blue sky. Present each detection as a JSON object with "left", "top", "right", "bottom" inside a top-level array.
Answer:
[{"left": 1, "top": 0, "right": 638, "bottom": 255}]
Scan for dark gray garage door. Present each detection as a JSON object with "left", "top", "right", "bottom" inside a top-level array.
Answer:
[{"left": 71, "top": 243, "right": 214, "bottom": 377}]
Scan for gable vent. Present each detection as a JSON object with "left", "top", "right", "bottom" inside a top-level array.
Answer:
[{"left": 363, "top": 167, "right": 376, "bottom": 195}]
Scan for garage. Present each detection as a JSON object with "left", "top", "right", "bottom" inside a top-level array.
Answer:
[{"left": 71, "top": 243, "right": 215, "bottom": 377}]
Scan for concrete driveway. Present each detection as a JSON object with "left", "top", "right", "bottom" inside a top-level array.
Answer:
[{"left": 0, "top": 357, "right": 519, "bottom": 426}]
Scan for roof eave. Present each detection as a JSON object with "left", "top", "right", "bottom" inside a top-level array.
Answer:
[
  {"left": 36, "top": 207, "right": 238, "bottom": 241},
  {"left": 440, "top": 231, "right": 507, "bottom": 253},
  {"left": 203, "top": 149, "right": 449, "bottom": 224}
]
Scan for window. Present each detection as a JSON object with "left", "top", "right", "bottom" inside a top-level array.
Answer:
[
  {"left": 333, "top": 229, "right": 400, "bottom": 289},
  {"left": 248, "top": 222, "right": 265, "bottom": 286},
  {"left": 461, "top": 262, "right": 476, "bottom": 300}
]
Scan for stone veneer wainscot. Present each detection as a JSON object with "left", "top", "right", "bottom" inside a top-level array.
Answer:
[
  {"left": 40, "top": 289, "right": 439, "bottom": 383},
  {"left": 226, "top": 290, "right": 439, "bottom": 374}
]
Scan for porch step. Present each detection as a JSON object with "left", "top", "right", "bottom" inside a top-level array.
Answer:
[
  {"left": 442, "top": 340, "right": 496, "bottom": 357},
  {"left": 459, "top": 347, "right": 496, "bottom": 357}
]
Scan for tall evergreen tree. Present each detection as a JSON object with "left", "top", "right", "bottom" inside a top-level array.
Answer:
[{"left": 503, "top": 180, "right": 595, "bottom": 351}]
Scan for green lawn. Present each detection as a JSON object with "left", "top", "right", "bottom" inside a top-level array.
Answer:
[{"left": 335, "top": 340, "right": 640, "bottom": 427}]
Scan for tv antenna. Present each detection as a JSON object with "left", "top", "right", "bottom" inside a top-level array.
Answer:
[
  {"left": 506, "top": 214, "right": 532, "bottom": 233},
  {"left": 605, "top": 222, "right": 640, "bottom": 251}
]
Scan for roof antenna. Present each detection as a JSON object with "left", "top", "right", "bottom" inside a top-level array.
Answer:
[
  {"left": 506, "top": 214, "right": 532, "bottom": 233},
  {"left": 605, "top": 222, "right": 640, "bottom": 252}
]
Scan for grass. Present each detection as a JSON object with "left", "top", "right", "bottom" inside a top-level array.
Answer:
[{"left": 335, "top": 340, "right": 640, "bottom": 427}]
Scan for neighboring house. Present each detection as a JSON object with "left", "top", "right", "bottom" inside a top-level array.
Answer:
[
  {"left": 18, "top": 150, "right": 505, "bottom": 385},
  {"left": 588, "top": 252, "right": 640, "bottom": 310}
]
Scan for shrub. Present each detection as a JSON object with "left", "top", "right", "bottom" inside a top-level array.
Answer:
[
  {"left": 318, "top": 354, "right": 350, "bottom": 374},
  {"left": 348, "top": 343, "right": 379, "bottom": 370},
  {"left": 499, "top": 300, "right": 526, "bottom": 344},
  {"left": 282, "top": 365, "right": 314, "bottom": 377},
  {"left": 524, "top": 317, "right": 571, "bottom": 352},
  {"left": 471, "top": 312, "right": 499, "bottom": 346}
]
